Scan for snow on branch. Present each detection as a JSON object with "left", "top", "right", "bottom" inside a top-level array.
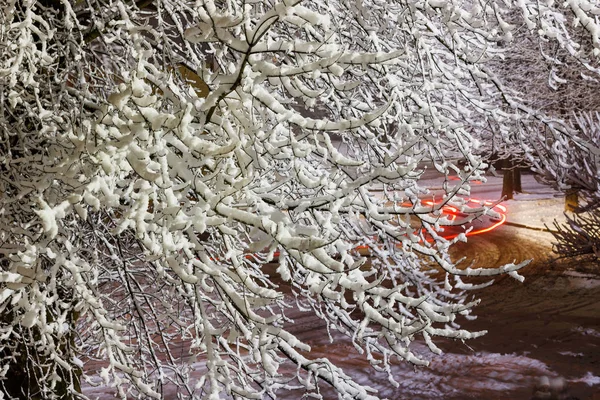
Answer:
[{"left": 1, "top": 0, "right": 597, "bottom": 398}]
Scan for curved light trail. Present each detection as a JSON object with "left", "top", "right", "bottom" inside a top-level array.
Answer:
[{"left": 247, "top": 198, "right": 508, "bottom": 260}]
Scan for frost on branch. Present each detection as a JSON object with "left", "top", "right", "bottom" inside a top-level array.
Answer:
[
  {"left": 533, "top": 113, "right": 600, "bottom": 260},
  {"left": 5, "top": 0, "right": 593, "bottom": 398},
  {"left": 532, "top": 113, "right": 600, "bottom": 209},
  {"left": 490, "top": 3, "right": 600, "bottom": 261},
  {"left": 483, "top": 0, "right": 600, "bottom": 192}
]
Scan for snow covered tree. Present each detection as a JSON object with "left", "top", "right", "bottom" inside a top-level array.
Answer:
[
  {"left": 538, "top": 112, "right": 600, "bottom": 259},
  {"left": 472, "top": 1, "right": 600, "bottom": 200},
  {"left": 0, "top": 0, "right": 598, "bottom": 399},
  {"left": 534, "top": 113, "right": 600, "bottom": 210},
  {"left": 491, "top": 6, "right": 600, "bottom": 254}
]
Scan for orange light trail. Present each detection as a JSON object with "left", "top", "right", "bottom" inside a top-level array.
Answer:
[
  {"left": 241, "top": 198, "right": 507, "bottom": 260},
  {"left": 440, "top": 198, "right": 508, "bottom": 239}
]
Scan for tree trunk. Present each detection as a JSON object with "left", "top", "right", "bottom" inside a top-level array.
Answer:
[
  {"left": 502, "top": 169, "right": 514, "bottom": 200},
  {"left": 514, "top": 167, "right": 522, "bottom": 193},
  {"left": 500, "top": 158, "right": 522, "bottom": 200}
]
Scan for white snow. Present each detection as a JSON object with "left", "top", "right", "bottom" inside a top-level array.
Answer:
[
  {"left": 325, "top": 346, "right": 556, "bottom": 399},
  {"left": 563, "top": 271, "right": 600, "bottom": 289},
  {"left": 558, "top": 351, "right": 584, "bottom": 357},
  {"left": 573, "top": 372, "right": 600, "bottom": 386},
  {"left": 573, "top": 327, "right": 600, "bottom": 338}
]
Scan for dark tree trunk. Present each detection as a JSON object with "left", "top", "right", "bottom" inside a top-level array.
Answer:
[
  {"left": 499, "top": 157, "right": 522, "bottom": 200},
  {"left": 502, "top": 169, "right": 515, "bottom": 200},
  {"left": 514, "top": 167, "right": 522, "bottom": 193}
]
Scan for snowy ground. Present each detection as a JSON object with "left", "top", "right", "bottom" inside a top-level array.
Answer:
[{"left": 412, "top": 173, "right": 600, "bottom": 399}]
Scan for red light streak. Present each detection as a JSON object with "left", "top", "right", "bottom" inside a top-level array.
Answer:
[
  {"left": 240, "top": 197, "right": 508, "bottom": 260},
  {"left": 436, "top": 197, "right": 508, "bottom": 239}
]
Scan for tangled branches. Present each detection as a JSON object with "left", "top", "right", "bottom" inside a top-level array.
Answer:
[{"left": 551, "top": 211, "right": 600, "bottom": 260}]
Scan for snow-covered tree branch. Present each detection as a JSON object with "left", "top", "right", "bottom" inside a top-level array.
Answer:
[{"left": 1, "top": 0, "right": 598, "bottom": 398}]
